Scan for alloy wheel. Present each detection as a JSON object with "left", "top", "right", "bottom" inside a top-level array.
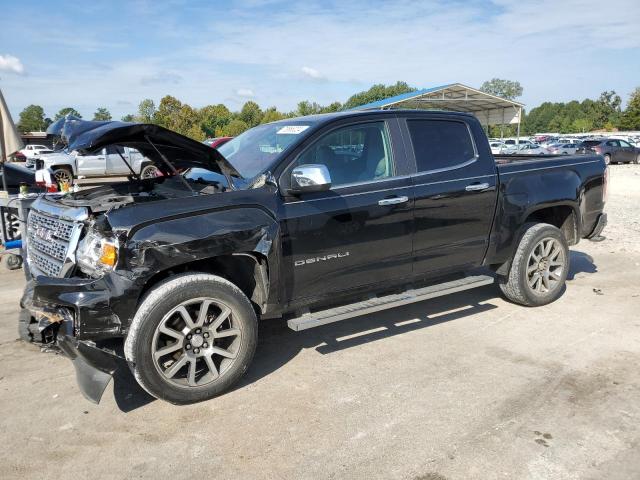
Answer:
[
  {"left": 152, "top": 298, "right": 241, "bottom": 387},
  {"left": 526, "top": 238, "right": 565, "bottom": 294}
]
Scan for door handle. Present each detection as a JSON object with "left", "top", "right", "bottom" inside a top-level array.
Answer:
[
  {"left": 465, "top": 183, "right": 490, "bottom": 192},
  {"left": 378, "top": 196, "right": 408, "bottom": 206}
]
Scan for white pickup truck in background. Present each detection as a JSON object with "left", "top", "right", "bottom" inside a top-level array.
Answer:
[{"left": 34, "top": 146, "right": 159, "bottom": 183}]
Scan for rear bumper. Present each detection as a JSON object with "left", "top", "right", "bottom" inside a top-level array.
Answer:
[{"left": 586, "top": 213, "right": 607, "bottom": 240}]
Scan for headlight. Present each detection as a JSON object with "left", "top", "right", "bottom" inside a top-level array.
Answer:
[{"left": 76, "top": 229, "right": 119, "bottom": 274}]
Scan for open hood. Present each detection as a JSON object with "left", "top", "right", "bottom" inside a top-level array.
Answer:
[{"left": 46, "top": 115, "right": 241, "bottom": 178}]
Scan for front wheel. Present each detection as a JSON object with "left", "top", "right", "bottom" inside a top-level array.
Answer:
[
  {"left": 634, "top": 154, "right": 640, "bottom": 164},
  {"left": 604, "top": 154, "right": 611, "bottom": 165},
  {"left": 498, "top": 223, "right": 569, "bottom": 307},
  {"left": 124, "top": 273, "right": 258, "bottom": 404},
  {"left": 52, "top": 167, "right": 73, "bottom": 184}
]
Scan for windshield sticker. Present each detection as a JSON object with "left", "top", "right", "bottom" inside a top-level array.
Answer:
[{"left": 277, "top": 125, "right": 309, "bottom": 135}]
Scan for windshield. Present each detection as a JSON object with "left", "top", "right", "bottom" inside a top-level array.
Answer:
[{"left": 218, "top": 122, "right": 313, "bottom": 178}]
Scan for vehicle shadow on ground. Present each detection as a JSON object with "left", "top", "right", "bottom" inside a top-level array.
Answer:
[{"left": 112, "top": 250, "right": 597, "bottom": 411}]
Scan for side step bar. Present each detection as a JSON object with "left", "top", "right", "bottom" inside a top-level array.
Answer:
[{"left": 287, "top": 274, "right": 494, "bottom": 331}]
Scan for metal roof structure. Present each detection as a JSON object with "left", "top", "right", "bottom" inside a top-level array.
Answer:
[{"left": 353, "top": 83, "right": 524, "bottom": 131}]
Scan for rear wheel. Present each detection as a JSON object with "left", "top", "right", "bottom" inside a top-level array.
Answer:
[
  {"left": 124, "top": 273, "right": 258, "bottom": 404},
  {"left": 634, "top": 154, "right": 640, "bottom": 164},
  {"left": 140, "top": 163, "right": 159, "bottom": 179},
  {"left": 498, "top": 223, "right": 569, "bottom": 307}
]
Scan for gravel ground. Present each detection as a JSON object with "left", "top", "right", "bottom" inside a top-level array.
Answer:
[{"left": 0, "top": 164, "right": 639, "bottom": 480}]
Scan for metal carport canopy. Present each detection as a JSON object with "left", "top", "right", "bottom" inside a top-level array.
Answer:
[{"left": 353, "top": 83, "right": 524, "bottom": 128}]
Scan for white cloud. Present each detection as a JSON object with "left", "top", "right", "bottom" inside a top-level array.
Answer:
[
  {"left": 0, "top": 54, "right": 24, "bottom": 75},
  {"left": 236, "top": 88, "right": 255, "bottom": 98},
  {"left": 301, "top": 66, "right": 326, "bottom": 81}
]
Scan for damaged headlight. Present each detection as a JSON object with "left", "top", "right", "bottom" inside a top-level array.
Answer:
[{"left": 76, "top": 228, "right": 119, "bottom": 274}]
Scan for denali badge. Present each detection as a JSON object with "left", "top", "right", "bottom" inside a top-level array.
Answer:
[{"left": 295, "top": 251, "right": 349, "bottom": 267}]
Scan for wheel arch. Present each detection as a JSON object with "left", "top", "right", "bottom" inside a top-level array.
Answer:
[{"left": 137, "top": 252, "right": 270, "bottom": 315}]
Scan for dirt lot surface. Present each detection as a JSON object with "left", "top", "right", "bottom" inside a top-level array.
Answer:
[{"left": 0, "top": 165, "right": 639, "bottom": 480}]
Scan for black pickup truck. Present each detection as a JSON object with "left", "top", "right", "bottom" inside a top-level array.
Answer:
[{"left": 20, "top": 111, "right": 608, "bottom": 404}]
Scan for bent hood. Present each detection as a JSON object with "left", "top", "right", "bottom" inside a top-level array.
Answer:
[{"left": 46, "top": 116, "right": 240, "bottom": 178}]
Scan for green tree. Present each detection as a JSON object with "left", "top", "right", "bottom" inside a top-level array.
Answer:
[
  {"left": 239, "top": 101, "right": 263, "bottom": 127},
  {"left": 221, "top": 119, "right": 249, "bottom": 137},
  {"left": 619, "top": 87, "right": 640, "bottom": 130},
  {"left": 92, "top": 107, "right": 112, "bottom": 121},
  {"left": 321, "top": 101, "right": 343, "bottom": 113},
  {"left": 54, "top": 107, "right": 82, "bottom": 120},
  {"left": 295, "top": 101, "right": 324, "bottom": 116},
  {"left": 480, "top": 78, "right": 523, "bottom": 100},
  {"left": 593, "top": 90, "right": 622, "bottom": 129},
  {"left": 261, "top": 107, "right": 286, "bottom": 124},
  {"left": 343, "top": 81, "right": 416, "bottom": 110},
  {"left": 121, "top": 114, "right": 136, "bottom": 122},
  {"left": 17, "top": 105, "right": 47, "bottom": 133},
  {"left": 137, "top": 99, "right": 156, "bottom": 123},
  {"left": 154, "top": 95, "right": 182, "bottom": 128},
  {"left": 199, "top": 104, "right": 232, "bottom": 137}
]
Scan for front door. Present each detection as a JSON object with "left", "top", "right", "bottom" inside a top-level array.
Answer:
[
  {"left": 618, "top": 140, "right": 636, "bottom": 163},
  {"left": 401, "top": 116, "right": 498, "bottom": 276},
  {"left": 105, "top": 145, "right": 131, "bottom": 175},
  {"left": 75, "top": 149, "right": 106, "bottom": 176},
  {"left": 280, "top": 119, "right": 414, "bottom": 301}
]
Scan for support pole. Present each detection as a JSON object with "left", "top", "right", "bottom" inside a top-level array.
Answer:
[
  {"left": 516, "top": 107, "right": 521, "bottom": 144},
  {"left": 0, "top": 106, "right": 8, "bottom": 192}
]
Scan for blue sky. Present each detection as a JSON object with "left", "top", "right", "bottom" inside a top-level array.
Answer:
[{"left": 1, "top": 0, "right": 639, "bottom": 120}]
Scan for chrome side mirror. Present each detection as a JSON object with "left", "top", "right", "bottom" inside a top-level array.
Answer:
[{"left": 290, "top": 164, "right": 331, "bottom": 193}]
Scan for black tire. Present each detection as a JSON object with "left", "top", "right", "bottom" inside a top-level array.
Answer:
[
  {"left": 634, "top": 154, "right": 640, "bottom": 165},
  {"left": 604, "top": 154, "right": 611, "bottom": 165},
  {"left": 124, "top": 273, "right": 258, "bottom": 404},
  {"left": 2, "top": 253, "right": 23, "bottom": 270},
  {"left": 498, "top": 223, "right": 569, "bottom": 307}
]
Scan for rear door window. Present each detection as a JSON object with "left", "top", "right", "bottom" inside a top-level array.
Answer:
[{"left": 407, "top": 119, "right": 476, "bottom": 172}]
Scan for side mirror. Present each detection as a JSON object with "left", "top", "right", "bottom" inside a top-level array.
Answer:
[{"left": 290, "top": 164, "right": 332, "bottom": 193}]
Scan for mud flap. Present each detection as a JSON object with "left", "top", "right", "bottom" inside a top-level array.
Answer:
[{"left": 57, "top": 336, "right": 127, "bottom": 404}]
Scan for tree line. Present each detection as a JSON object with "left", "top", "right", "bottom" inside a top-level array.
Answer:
[{"left": 15, "top": 80, "right": 640, "bottom": 141}]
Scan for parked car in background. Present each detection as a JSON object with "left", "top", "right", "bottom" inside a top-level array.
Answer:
[
  {"left": 204, "top": 137, "right": 233, "bottom": 149},
  {"left": 35, "top": 146, "right": 158, "bottom": 183},
  {"left": 11, "top": 151, "right": 27, "bottom": 162},
  {"left": 489, "top": 141, "right": 508, "bottom": 154},
  {"left": 576, "top": 139, "right": 640, "bottom": 164},
  {"left": 516, "top": 144, "right": 550, "bottom": 155},
  {"left": 547, "top": 143, "right": 580, "bottom": 155},
  {"left": 19, "top": 144, "right": 52, "bottom": 159}
]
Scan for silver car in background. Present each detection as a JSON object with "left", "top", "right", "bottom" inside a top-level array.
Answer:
[{"left": 547, "top": 143, "right": 580, "bottom": 155}]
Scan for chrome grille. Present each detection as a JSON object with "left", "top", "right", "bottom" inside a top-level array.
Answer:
[{"left": 26, "top": 200, "right": 86, "bottom": 278}]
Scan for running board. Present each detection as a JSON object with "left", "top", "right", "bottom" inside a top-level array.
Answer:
[{"left": 287, "top": 274, "right": 494, "bottom": 331}]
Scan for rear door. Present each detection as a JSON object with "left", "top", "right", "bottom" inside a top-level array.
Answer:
[
  {"left": 401, "top": 115, "right": 498, "bottom": 276},
  {"left": 279, "top": 117, "right": 414, "bottom": 301}
]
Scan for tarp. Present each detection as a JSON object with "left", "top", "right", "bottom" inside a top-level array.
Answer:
[{"left": 0, "top": 88, "right": 23, "bottom": 159}]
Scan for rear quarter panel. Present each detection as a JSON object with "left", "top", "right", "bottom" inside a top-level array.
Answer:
[{"left": 486, "top": 155, "right": 606, "bottom": 265}]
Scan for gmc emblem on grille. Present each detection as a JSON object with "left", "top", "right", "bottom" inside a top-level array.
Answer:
[{"left": 35, "top": 227, "right": 54, "bottom": 242}]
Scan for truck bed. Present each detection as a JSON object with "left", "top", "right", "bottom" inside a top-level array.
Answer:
[{"left": 494, "top": 153, "right": 603, "bottom": 174}]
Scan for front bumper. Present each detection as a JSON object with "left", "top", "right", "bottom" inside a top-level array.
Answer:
[
  {"left": 57, "top": 332, "right": 127, "bottom": 403},
  {"left": 20, "top": 272, "right": 137, "bottom": 403}
]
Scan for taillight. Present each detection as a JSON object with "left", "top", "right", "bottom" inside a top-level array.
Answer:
[{"left": 602, "top": 166, "right": 609, "bottom": 205}]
